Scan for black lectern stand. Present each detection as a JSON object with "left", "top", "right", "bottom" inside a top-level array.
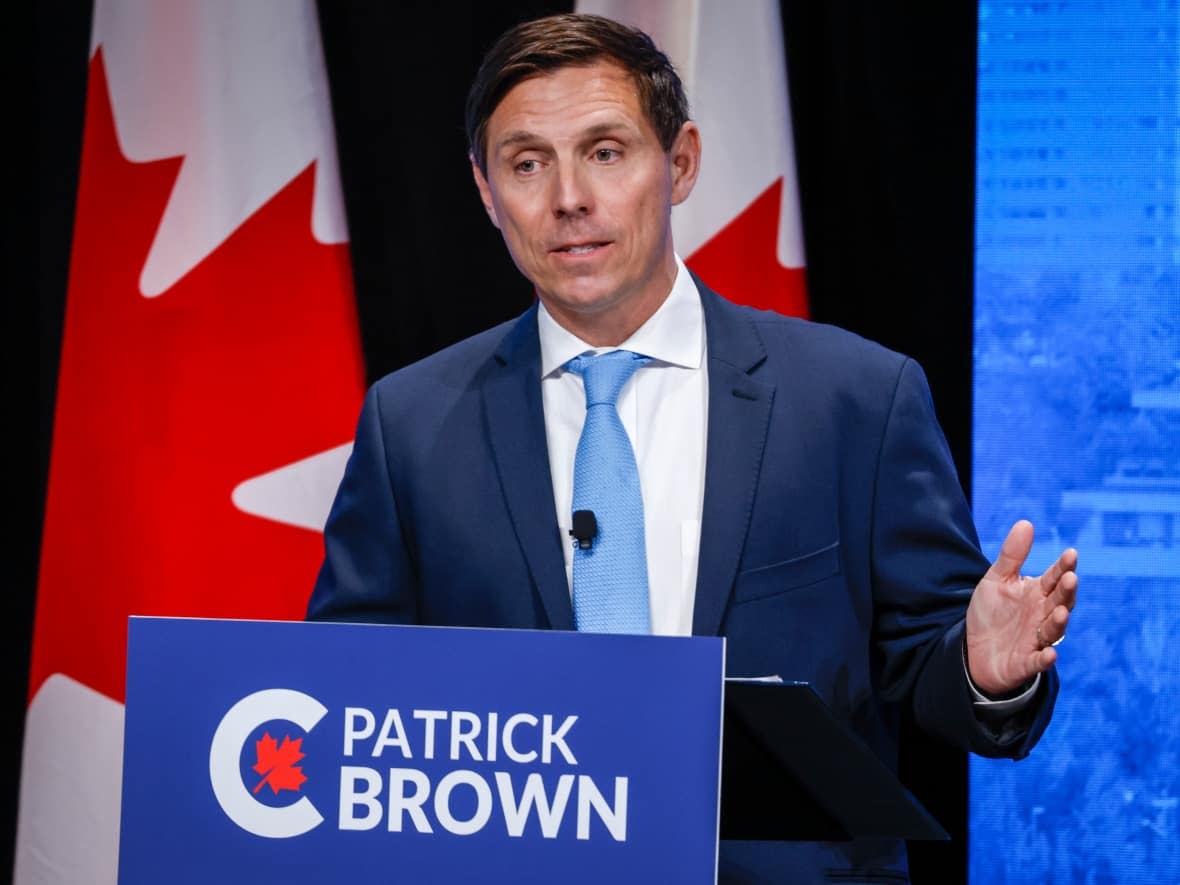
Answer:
[{"left": 720, "top": 680, "right": 948, "bottom": 842}]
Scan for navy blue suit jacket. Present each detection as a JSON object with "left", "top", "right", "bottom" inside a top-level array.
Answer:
[{"left": 309, "top": 280, "right": 1056, "bottom": 883}]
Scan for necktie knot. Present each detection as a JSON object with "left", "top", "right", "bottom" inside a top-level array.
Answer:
[{"left": 565, "top": 350, "right": 650, "bottom": 406}]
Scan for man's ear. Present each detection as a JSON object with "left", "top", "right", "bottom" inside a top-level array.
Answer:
[
  {"left": 668, "top": 121, "right": 702, "bottom": 207},
  {"left": 470, "top": 155, "right": 501, "bottom": 229}
]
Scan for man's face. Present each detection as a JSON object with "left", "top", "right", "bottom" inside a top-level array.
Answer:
[{"left": 472, "top": 60, "right": 700, "bottom": 343}]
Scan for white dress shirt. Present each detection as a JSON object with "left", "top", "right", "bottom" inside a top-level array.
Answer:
[{"left": 538, "top": 256, "right": 706, "bottom": 637}]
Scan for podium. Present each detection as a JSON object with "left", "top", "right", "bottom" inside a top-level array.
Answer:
[
  {"left": 720, "top": 680, "right": 946, "bottom": 842},
  {"left": 118, "top": 618, "right": 944, "bottom": 885}
]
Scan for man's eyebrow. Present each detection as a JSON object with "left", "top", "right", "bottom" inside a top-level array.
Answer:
[
  {"left": 493, "top": 122, "right": 638, "bottom": 155},
  {"left": 580, "top": 122, "right": 634, "bottom": 141},
  {"left": 494, "top": 130, "right": 546, "bottom": 153}
]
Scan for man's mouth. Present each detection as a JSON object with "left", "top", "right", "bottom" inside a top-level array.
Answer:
[{"left": 552, "top": 241, "right": 610, "bottom": 254}]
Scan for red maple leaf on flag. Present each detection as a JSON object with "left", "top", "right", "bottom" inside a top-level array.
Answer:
[
  {"left": 251, "top": 732, "right": 308, "bottom": 796},
  {"left": 687, "top": 177, "right": 809, "bottom": 318},
  {"left": 29, "top": 51, "right": 365, "bottom": 706}
]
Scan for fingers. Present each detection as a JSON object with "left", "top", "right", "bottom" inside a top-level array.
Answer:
[
  {"left": 1034, "top": 645, "right": 1057, "bottom": 672},
  {"left": 1040, "top": 552, "right": 1079, "bottom": 614},
  {"left": 1036, "top": 604, "right": 1071, "bottom": 648},
  {"left": 988, "top": 519, "right": 1035, "bottom": 580},
  {"left": 1051, "top": 569, "right": 1079, "bottom": 611},
  {"left": 1019, "top": 644, "right": 1058, "bottom": 686},
  {"left": 1039, "top": 546, "right": 1079, "bottom": 595}
]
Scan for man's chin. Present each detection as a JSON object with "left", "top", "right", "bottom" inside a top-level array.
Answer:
[{"left": 537, "top": 288, "right": 623, "bottom": 319}]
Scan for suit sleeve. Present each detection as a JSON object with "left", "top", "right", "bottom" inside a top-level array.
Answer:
[
  {"left": 306, "top": 384, "right": 420, "bottom": 624},
  {"left": 870, "top": 358, "right": 1057, "bottom": 760}
]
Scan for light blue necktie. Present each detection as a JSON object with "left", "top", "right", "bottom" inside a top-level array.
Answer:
[{"left": 565, "top": 350, "right": 652, "bottom": 634}]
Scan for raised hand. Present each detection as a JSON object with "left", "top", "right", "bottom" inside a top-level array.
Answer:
[{"left": 965, "top": 520, "right": 1078, "bottom": 697}]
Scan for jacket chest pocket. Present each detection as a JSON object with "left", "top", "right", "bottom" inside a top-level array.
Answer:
[{"left": 732, "top": 540, "right": 841, "bottom": 605}]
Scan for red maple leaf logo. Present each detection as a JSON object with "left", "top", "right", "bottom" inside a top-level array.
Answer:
[{"left": 251, "top": 732, "right": 308, "bottom": 796}]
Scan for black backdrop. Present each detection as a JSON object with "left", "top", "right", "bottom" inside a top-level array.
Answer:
[{"left": 20, "top": 2, "right": 977, "bottom": 881}]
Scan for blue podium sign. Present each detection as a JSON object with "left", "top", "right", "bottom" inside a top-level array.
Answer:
[{"left": 118, "top": 618, "right": 725, "bottom": 884}]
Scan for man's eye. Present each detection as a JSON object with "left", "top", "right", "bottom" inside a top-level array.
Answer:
[
  {"left": 516, "top": 159, "right": 538, "bottom": 173},
  {"left": 594, "top": 148, "right": 619, "bottom": 162}
]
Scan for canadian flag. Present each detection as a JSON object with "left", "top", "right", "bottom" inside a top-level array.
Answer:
[
  {"left": 577, "top": 0, "right": 808, "bottom": 316},
  {"left": 16, "top": 2, "right": 364, "bottom": 881}
]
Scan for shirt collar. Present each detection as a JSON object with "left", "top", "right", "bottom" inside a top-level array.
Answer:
[{"left": 537, "top": 255, "right": 704, "bottom": 378}]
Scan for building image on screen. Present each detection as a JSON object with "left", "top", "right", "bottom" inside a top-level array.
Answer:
[{"left": 971, "top": 2, "right": 1180, "bottom": 882}]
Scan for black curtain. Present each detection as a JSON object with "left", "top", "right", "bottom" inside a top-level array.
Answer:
[
  {"left": 10, "top": 0, "right": 95, "bottom": 879},
  {"left": 780, "top": 7, "right": 977, "bottom": 883},
  {"left": 21, "top": 3, "right": 977, "bottom": 881}
]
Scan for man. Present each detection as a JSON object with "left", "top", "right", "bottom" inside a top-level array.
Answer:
[{"left": 309, "top": 13, "right": 1077, "bottom": 882}]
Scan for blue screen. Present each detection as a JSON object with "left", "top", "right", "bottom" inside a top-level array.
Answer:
[{"left": 971, "top": 2, "right": 1180, "bottom": 882}]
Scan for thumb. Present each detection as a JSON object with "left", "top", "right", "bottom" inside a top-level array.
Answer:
[{"left": 988, "top": 520, "right": 1034, "bottom": 580}]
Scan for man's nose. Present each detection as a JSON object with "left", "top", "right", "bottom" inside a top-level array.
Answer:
[{"left": 551, "top": 162, "right": 592, "bottom": 218}]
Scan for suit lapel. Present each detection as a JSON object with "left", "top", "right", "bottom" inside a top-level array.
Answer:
[
  {"left": 483, "top": 305, "right": 575, "bottom": 630},
  {"left": 692, "top": 283, "right": 775, "bottom": 637}
]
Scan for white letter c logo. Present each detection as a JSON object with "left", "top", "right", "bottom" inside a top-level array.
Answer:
[{"left": 209, "top": 688, "right": 328, "bottom": 838}]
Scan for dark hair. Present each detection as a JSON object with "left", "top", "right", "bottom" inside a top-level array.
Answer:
[{"left": 465, "top": 13, "right": 689, "bottom": 173}]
